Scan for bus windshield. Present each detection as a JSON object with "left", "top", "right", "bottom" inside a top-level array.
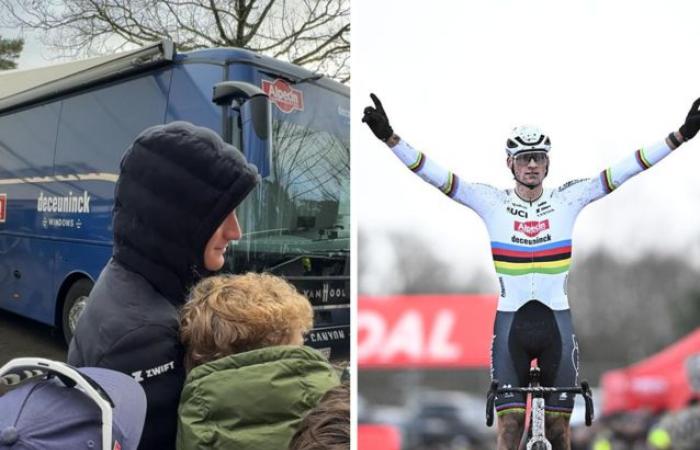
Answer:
[{"left": 224, "top": 77, "right": 349, "bottom": 277}]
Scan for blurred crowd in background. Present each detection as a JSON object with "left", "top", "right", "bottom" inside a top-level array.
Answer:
[{"left": 359, "top": 389, "right": 700, "bottom": 450}]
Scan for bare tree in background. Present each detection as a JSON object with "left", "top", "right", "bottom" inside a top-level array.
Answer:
[
  {"left": 359, "top": 228, "right": 493, "bottom": 295},
  {"left": 0, "top": 0, "right": 350, "bottom": 82},
  {"left": 0, "top": 36, "right": 23, "bottom": 70}
]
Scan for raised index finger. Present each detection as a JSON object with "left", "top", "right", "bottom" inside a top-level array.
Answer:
[
  {"left": 690, "top": 97, "right": 700, "bottom": 115},
  {"left": 370, "top": 93, "right": 386, "bottom": 116}
]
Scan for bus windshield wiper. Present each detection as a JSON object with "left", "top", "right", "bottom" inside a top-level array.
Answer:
[
  {"left": 291, "top": 74, "right": 323, "bottom": 84},
  {"left": 259, "top": 70, "right": 323, "bottom": 85}
]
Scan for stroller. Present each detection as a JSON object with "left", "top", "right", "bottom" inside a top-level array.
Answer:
[{"left": 0, "top": 357, "right": 146, "bottom": 450}]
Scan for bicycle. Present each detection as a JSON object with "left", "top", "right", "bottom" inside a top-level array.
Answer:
[{"left": 485, "top": 366, "right": 594, "bottom": 450}]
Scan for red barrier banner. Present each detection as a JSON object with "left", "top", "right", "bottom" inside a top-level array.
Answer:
[
  {"left": 358, "top": 424, "right": 401, "bottom": 450},
  {"left": 358, "top": 295, "right": 497, "bottom": 369}
]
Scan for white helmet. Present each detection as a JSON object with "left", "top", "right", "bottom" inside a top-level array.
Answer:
[{"left": 506, "top": 125, "right": 551, "bottom": 156}]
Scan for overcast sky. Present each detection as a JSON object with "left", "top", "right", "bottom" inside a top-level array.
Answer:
[
  {"left": 0, "top": 26, "right": 59, "bottom": 69},
  {"left": 353, "top": 0, "right": 700, "bottom": 278}
]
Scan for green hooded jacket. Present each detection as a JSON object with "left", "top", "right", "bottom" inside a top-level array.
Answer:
[{"left": 177, "top": 345, "right": 340, "bottom": 450}]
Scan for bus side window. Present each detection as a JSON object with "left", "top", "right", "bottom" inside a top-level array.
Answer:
[
  {"left": 55, "top": 70, "right": 172, "bottom": 177},
  {"left": 0, "top": 104, "right": 60, "bottom": 181}
]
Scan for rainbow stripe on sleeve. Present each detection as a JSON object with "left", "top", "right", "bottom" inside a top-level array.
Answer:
[
  {"left": 599, "top": 168, "right": 616, "bottom": 194},
  {"left": 441, "top": 172, "right": 459, "bottom": 198},
  {"left": 492, "top": 240, "right": 572, "bottom": 275},
  {"left": 408, "top": 152, "right": 425, "bottom": 172},
  {"left": 634, "top": 148, "right": 652, "bottom": 170}
]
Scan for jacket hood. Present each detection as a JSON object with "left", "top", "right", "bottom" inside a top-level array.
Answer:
[{"left": 112, "top": 121, "right": 260, "bottom": 305}]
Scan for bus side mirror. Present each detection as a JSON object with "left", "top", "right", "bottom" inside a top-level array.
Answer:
[{"left": 213, "top": 81, "right": 271, "bottom": 177}]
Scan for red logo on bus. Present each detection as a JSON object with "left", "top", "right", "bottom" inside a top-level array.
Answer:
[
  {"left": 514, "top": 220, "right": 550, "bottom": 237},
  {"left": 0, "top": 194, "right": 6, "bottom": 223},
  {"left": 262, "top": 79, "right": 304, "bottom": 113}
]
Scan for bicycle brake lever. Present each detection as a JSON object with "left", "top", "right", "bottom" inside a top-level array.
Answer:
[
  {"left": 581, "top": 380, "right": 594, "bottom": 426},
  {"left": 486, "top": 379, "right": 499, "bottom": 427}
]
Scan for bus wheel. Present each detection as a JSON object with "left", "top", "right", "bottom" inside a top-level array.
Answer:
[{"left": 61, "top": 279, "right": 93, "bottom": 345}]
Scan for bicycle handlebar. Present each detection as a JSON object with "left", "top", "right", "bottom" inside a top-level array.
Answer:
[
  {"left": 493, "top": 386, "right": 588, "bottom": 394},
  {"left": 485, "top": 379, "right": 594, "bottom": 427}
]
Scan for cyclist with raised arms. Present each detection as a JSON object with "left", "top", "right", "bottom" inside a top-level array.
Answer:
[{"left": 362, "top": 94, "right": 700, "bottom": 450}]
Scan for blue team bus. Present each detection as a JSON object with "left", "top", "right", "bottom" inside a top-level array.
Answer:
[{"left": 0, "top": 40, "right": 349, "bottom": 360}]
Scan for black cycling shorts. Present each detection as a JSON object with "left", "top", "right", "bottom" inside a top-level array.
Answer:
[{"left": 490, "top": 300, "right": 579, "bottom": 415}]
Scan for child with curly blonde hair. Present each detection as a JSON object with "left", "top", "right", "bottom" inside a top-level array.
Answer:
[{"left": 176, "top": 273, "right": 340, "bottom": 450}]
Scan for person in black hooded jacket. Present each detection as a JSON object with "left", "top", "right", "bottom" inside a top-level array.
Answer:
[{"left": 67, "top": 121, "right": 260, "bottom": 450}]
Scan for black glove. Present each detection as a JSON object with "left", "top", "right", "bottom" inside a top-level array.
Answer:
[
  {"left": 362, "top": 93, "right": 394, "bottom": 142},
  {"left": 679, "top": 97, "right": 700, "bottom": 141}
]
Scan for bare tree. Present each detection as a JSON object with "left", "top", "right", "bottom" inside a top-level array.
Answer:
[
  {"left": 0, "top": 36, "right": 23, "bottom": 70},
  {"left": 0, "top": 0, "right": 350, "bottom": 82},
  {"left": 359, "top": 229, "right": 492, "bottom": 296},
  {"left": 569, "top": 249, "right": 700, "bottom": 367}
]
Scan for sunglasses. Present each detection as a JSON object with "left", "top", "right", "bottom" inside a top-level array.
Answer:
[{"left": 513, "top": 152, "right": 548, "bottom": 167}]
